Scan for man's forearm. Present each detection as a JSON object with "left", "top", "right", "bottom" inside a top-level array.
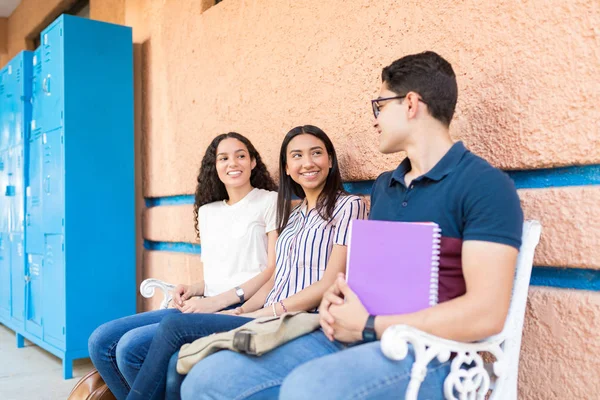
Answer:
[{"left": 375, "top": 294, "right": 507, "bottom": 342}]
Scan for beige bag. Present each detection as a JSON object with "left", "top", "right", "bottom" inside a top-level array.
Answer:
[{"left": 177, "top": 312, "right": 321, "bottom": 374}]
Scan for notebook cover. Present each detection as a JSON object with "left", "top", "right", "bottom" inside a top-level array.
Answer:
[{"left": 346, "top": 219, "right": 440, "bottom": 315}]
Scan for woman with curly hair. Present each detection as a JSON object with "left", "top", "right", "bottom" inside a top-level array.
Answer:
[
  {"left": 125, "top": 126, "right": 367, "bottom": 400},
  {"left": 88, "top": 132, "right": 278, "bottom": 400}
]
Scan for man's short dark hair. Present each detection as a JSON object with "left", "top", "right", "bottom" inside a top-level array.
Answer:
[{"left": 382, "top": 51, "right": 458, "bottom": 126}]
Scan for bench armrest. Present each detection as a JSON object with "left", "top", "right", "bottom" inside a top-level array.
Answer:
[
  {"left": 381, "top": 324, "right": 506, "bottom": 400},
  {"left": 140, "top": 278, "right": 177, "bottom": 310}
]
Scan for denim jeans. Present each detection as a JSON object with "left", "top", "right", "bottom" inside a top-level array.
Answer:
[
  {"left": 88, "top": 308, "right": 180, "bottom": 399},
  {"left": 126, "top": 313, "right": 252, "bottom": 400},
  {"left": 180, "top": 330, "right": 451, "bottom": 400}
]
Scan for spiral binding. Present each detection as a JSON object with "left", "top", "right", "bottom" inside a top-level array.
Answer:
[{"left": 429, "top": 226, "right": 441, "bottom": 306}]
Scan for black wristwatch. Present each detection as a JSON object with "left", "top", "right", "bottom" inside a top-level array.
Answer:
[{"left": 362, "top": 315, "right": 377, "bottom": 342}]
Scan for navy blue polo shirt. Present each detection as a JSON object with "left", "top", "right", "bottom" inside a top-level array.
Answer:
[{"left": 370, "top": 141, "right": 523, "bottom": 303}]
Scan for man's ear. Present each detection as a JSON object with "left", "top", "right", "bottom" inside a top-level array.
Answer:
[{"left": 406, "top": 92, "right": 421, "bottom": 119}]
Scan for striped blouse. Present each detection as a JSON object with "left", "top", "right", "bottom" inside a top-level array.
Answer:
[{"left": 264, "top": 193, "right": 368, "bottom": 306}]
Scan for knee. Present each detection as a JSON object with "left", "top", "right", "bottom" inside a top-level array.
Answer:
[
  {"left": 180, "top": 359, "right": 222, "bottom": 400},
  {"left": 279, "top": 363, "right": 323, "bottom": 400},
  {"left": 155, "top": 313, "right": 187, "bottom": 338},
  {"left": 115, "top": 328, "right": 144, "bottom": 368},
  {"left": 180, "top": 371, "right": 208, "bottom": 400},
  {"left": 166, "top": 352, "right": 184, "bottom": 396},
  {"left": 88, "top": 320, "right": 119, "bottom": 362}
]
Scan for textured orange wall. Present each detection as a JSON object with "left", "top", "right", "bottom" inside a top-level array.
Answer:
[
  {"left": 0, "top": 18, "right": 7, "bottom": 56},
  {"left": 90, "top": 0, "right": 126, "bottom": 25},
  {"left": 134, "top": 0, "right": 600, "bottom": 198},
  {"left": 519, "top": 288, "right": 600, "bottom": 399},
  {"left": 3, "top": 0, "right": 75, "bottom": 62},
  {"left": 127, "top": 1, "right": 600, "bottom": 399}
]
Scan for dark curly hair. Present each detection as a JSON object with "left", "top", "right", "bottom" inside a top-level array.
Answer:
[{"left": 193, "top": 132, "right": 277, "bottom": 240}]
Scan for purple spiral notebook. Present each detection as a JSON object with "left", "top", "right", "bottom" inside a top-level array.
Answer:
[{"left": 346, "top": 219, "right": 441, "bottom": 316}]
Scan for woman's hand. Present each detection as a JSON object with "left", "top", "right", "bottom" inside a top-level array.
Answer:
[
  {"left": 219, "top": 306, "right": 244, "bottom": 316},
  {"left": 180, "top": 296, "right": 223, "bottom": 314},
  {"left": 239, "top": 307, "right": 272, "bottom": 319},
  {"left": 171, "top": 284, "right": 200, "bottom": 308}
]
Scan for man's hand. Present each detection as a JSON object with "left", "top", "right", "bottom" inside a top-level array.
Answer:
[
  {"left": 180, "top": 296, "right": 222, "bottom": 314},
  {"left": 172, "top": 283, "right": 200, "bottom": 308},
  {"left": 319, "top": 273, "right": 345, "bottom": 341},
  {"left": 320, "top": 274, "right": 369, "bottom": 343}
]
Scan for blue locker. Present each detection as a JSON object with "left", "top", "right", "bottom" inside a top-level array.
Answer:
[
  {"left": 40, "top": 22, "right": 64, "bottom": 132},
  {"left": 0, "top": 66, "right": 15, "bottom": 150},
  {"left": 42, "top": 234, "right": 65, "bottom": 348},
  {"left": 9, "top": 146, "right": 25, "bottom": 233},
  {"left": 0, "top": 16, "right": 134, "bottom": 379},
  {"left": 10, "top": 233, "right": 25, "bottom": 326},
  {"left": 42, "top": 128, "right": 64, "bottom": 234},
  {"left": 0, "top": 233, "right": 10, "bottom": 320},
  {"left": 24, "top": 253, "right": 43, "bottom": 339},
  {"left": 25, "top": 136, "right": 43, "bottom": 254},
  {"left": 0, "top": 151, "right": 8, "bottom": 233},
  {"left": 31, "top": 49, "right": 43, "bottom": 141}
]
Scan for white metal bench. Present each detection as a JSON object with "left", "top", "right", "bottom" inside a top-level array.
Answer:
[{"left": 381, "top": 220, "right": 542, "bottom": 400}]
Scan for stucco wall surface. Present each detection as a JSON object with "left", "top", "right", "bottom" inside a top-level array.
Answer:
[
  {"left": 0, "top": 18, "right": 7, "bottom": 57},
  {"left": 518, "top": 287, "right": 600, "bottom": 399},
  {"left": 519, "top": 186, "right": 600, "bottom": 269},
  {"left": 142, "top": 250, "right": 202, "bottom": 310},
  {"left": 143, "top": 185, "right": 600, "bottom": 270},
  {"left": 4, "top": 0, "right": 75, "bottom": 61},
  {"left": 134, "top": 0, "right": 599, "bottom": 198}
]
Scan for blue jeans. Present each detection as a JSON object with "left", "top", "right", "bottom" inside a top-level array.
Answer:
[
  {"left": 180, "top": 330, "right": 451, "bottom": 400},
  {"left": 126, "top": 313, "right": 252, "bottom": 400},
  {"left": 88, "top": 308, "right": 180, "bottom": 399}
]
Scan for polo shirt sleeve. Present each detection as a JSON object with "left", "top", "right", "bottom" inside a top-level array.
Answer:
[
  {"left": 462, "top": 168, "right": 524, "bottom": 249},
  {"left": 334, "top": 196, "right": 368, "bottom": 246},
  {"left": 263, "top": 191, "right": 278, "bottom": 233}
]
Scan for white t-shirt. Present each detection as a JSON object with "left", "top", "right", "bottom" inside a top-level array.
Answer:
[{"left": 198, "top": 188, "right": 278, "bottom": 297}]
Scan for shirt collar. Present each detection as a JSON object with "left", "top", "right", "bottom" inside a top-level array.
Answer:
[{"left": 390, "top": 141, "right": 468, "bottom": 186}]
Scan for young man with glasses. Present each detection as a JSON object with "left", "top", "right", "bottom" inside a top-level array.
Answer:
[{"left": 180, "top": 51, "right": 524, "bottom": 400}]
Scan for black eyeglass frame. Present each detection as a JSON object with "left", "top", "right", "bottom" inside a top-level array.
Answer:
[{"left": 371, "top": 95, "right": 427, "bottom": 118}]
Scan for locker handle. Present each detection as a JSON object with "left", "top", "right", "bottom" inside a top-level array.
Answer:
[
  {"left": 26, "top": 213, "right": 30, "bottom": 226},
  {"left": 42, "top": 75, "right": 51, "bottom": 93},
  {"left": 24, "top": 275, "right": 30, "bottom": 283},
  {"left": 44, "top": 175, "right": 51, "bottom": 194}
]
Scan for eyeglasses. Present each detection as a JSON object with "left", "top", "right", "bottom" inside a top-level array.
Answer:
[{"left": 371, "top": 95, "right": 427, "bottom": 119}]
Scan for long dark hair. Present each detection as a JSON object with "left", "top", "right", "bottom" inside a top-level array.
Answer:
[
  {"left": 276, "top": 125, "right": 345, "bottom": 233},
  {"left": 193, "top": 132, "right": 277, "bottom": 240}
]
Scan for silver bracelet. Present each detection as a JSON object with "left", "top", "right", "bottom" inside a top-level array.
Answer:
[{"left": 271, "top": 302, "right": 278, "bottom": 317}]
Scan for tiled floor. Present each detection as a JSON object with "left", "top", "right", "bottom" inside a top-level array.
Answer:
[{"left": 0, "top": 324, "right": 93, "bottom": 400}]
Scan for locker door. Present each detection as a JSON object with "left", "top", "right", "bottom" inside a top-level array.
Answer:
[
  {"left": 40, "top": 24, "right": 64, "bottom": 132},
  {"left": 0, "top": 233, "right": 11, "bottom": 320},
  {"left": 26, "top": 137, "right": 44, "bottom": 254},
  {"left": 42, "top": 235, "right": 65, "bottom": 348},
  {"left": 1, "top": 64, "right": 15, "bottom": 150},
  {"left": 0, "top": 152, "right": 8, "bottom": 233},
  {"left": 42, "top": 129, "right": 64, "bottom": 234},
  {"left": 10, "top": 233, "right": 25, "bottom": 324},
  {"left": 24, "top": 254, "right": 43, "bottom": 338},
  {"left": 9, "top": 146, "right": 25, "bottom": 233},
  {"left": 7, "top": 59, "right": 24, "bottom": 148},
  {"left": 30, "top": 49, "right": 43, "bottom": 141}
]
